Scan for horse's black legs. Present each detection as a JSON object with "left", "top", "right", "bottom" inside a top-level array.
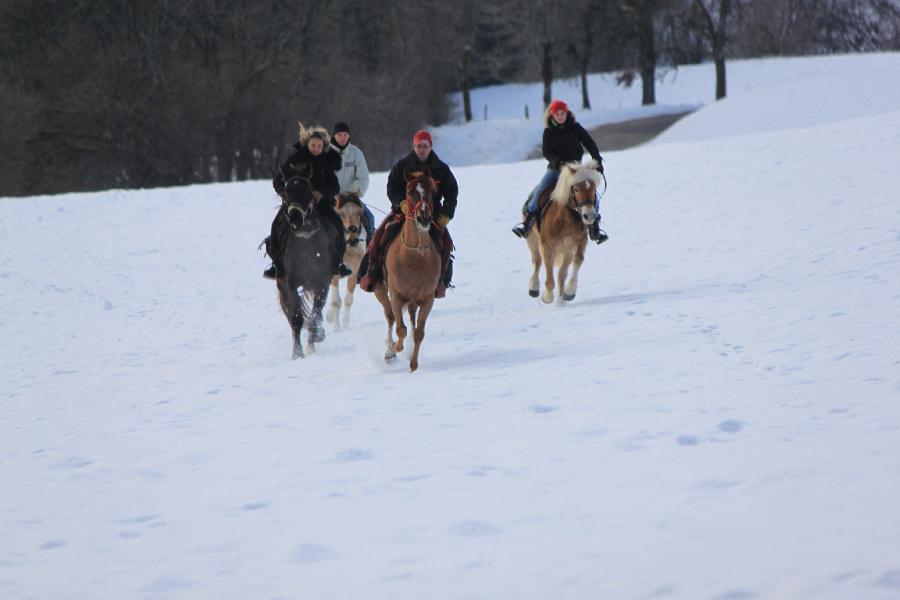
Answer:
[{"left": 278, "top": 279, "right": 305, "bottom": 359}]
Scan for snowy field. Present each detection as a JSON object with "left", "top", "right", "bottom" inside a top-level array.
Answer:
[{"left": 2, "top": 53, "right": 900, "bottom": 599}]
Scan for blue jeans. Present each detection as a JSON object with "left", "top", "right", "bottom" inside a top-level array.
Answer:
[
  {"left": 527, "top": 169, "right": 560, "bottom": 214},
  {"left": 363, "top": 204, "right": 376, "bottom": 241},
  {"left": 527, "top": 169, "right": 603, "bottom": 215}
]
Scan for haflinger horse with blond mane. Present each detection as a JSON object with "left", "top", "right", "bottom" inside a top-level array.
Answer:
[
  {"left": 326, "top": 192, "right": 368, "bottom": 329},
  {"left": 373, "top": 170, "right": 442, "bottom": 371},
  {"left": 525, "top": 160, "right": 603, "bottom": 304}
]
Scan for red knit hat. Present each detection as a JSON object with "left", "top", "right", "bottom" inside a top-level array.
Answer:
[
  {"left": 548, "top": 99, "right": 569, "bottom": 114},
  {"left": 413, "top": 130, "right": 432, "bottom": 146}
]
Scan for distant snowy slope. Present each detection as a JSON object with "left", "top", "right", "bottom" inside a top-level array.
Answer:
[
  {"left": 435, "top": 52, "right": 900, "bottom": 165},
  {"left": 2, "top": 52, "right": 900, "bottom": 600}
]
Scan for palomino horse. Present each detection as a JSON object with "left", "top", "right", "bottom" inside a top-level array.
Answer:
[
  {"left": 276, "top": 173, "right": 343, "bottom": 359},
  {"left": 326, "top": 193, "right": 368, "bottom": 329},
  {"left": 526, "top": 160, "right": 603, "bottom": 304},
  {"left": 373, "top": 170, "right": 442, "bottom": 372}
]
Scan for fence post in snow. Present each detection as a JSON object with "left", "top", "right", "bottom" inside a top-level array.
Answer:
[
  {"left": 525, "top": 105, "right": 529, "bottom": 120},
  {"left": 484, "top": 105, "right": 488, "bottom": 121}
]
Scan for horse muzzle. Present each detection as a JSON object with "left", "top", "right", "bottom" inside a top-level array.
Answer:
[
  {"left": 416, "top": 214, "right": 432, "bottom": 230},
  {"left": 578, "top": 206, "right": 598, "bottom": 225}
]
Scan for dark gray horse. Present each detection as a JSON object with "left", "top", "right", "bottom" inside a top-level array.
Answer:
[{"left": 276, "top": 175, "right": 343, "bottom": 359}]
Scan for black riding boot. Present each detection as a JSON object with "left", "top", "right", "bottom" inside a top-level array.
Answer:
[
  {"left": 262, "top": 235, "right": 283, "bottom": 279},
  {"left": 588, "top": 219, "right": 609, "bottom": 244},
  {"left": 512, "top": 213, "right": 535, "bottom": 238}
]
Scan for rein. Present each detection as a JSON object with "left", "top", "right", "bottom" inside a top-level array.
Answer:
[{"left": 400, "top": 197, "right": 436, "bottom": 252}]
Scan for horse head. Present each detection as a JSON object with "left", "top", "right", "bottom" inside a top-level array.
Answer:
[
  {"left": 404, "top": 169, "right": 438, "bottom": 232},
  {"left": 284, "top": 174, "right": 317, "bottom": 234},
  {"left": 555, "top": 161, "right": 602, "bottom": 226},
  {"left": 336, "top": 192, "right": 365, "bottom": 247}
]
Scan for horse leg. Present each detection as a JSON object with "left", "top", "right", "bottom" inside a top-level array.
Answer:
[
  {"left": 409, "top": 297, "right": 434, "bottom": 372},
  {"left": 527, "top": 232, "right": 542, "bottom": 298},
  {"left": 541, "top": 244, "right": 556, "bottom": 304},
  {"left": 342, "top": 272, "right": 355, "bottom": 329},
  {"left": 557, "top": 253, "right": 572, "bottom": 305},
  {"left": 374, "top": 283, "right": 396, "bottom": 361},
  {"left": 278, "top": 280, "right": 304, "bottom": 359},
  {"left": 564, "top": 243, "right": 586, "bottom": 301},
  {"left": 326, "top": 274, "right": 341, "bottom": 327},
  {"left": 304, "top": 287, "right": 327, "bottom": 355},
  {"left": 391, "top": 293, "right": 408, "bottom": 354}
]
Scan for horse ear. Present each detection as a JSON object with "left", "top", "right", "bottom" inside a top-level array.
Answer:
[
  {"left": 430, "top": 177, "right": 440, "bottom": 189},
  {"left": 404, "top": 168, "right": 413, "bottom": 183}
]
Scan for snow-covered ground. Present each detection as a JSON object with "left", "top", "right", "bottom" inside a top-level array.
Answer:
[{"left": 2, "top": 53, "right": 900, "bottom": 599}]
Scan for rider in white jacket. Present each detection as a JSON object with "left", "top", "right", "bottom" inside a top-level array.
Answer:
[{"left": 331, "top": 122, "right": 375, "bottom": 242}]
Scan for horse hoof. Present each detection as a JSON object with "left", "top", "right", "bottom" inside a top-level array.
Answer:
[
  {"left": 409, "top": 362, "right": 418, "bottom": 372},
  {"left": 528, "top": 289, "right": 539, "bottom": 298},
  {"left": 542, "top": 295, "right": 554, "bottom": 304},
  {"left": 562, "top": 293, "right": 576, "bottom": 301},
  {"left": 384, "top": 352, "right": 397, "bottom": 363},
  {"left": 292, "top": 350, "right": 304, "bottom": 360}
]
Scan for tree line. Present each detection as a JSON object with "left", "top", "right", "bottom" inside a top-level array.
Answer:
[{"left": 1, "top": 0, "right": 898, "bottom": 197}]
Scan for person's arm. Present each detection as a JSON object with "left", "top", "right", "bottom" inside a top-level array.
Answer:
[
  {"left": 355, "top": 147, "right": 370, "bottom": 197},
  {"left": 385, "top": 161, "right": 405, "bottom": 212},
  {"left": 574, "top": 123, "right": 603, "bottom": 166},
  {"left": 541, "top": 128, "right": 561, "bottom": 169},
  {"left": 437, "top": 165, "right": 459, "bottom": 224}
]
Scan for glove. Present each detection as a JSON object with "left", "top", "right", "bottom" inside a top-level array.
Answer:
[{"left": 436, "top": 214, "right": 450, "bottom": 229}]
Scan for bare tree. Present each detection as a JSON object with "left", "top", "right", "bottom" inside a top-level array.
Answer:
[
  {"left": 692, "top": 0, "right": 733, "bottom": 100},
  {"left": 526, "top": 0, "right": 563, "bottom": 108}
]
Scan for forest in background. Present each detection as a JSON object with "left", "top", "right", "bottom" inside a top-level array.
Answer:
[{"left": 1, "top": 0, "right": 898, "bottom": 197}]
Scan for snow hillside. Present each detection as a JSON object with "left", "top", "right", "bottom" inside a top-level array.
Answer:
[
  {"left": 436, "top": 52, "right": 900, "bottom": 165},
  {"left": 2, "top": 52, "right": 900, "bottom": 599}
]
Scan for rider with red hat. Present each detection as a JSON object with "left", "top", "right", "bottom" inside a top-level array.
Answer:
[
  {"left": 358, "top": 129, "right": 458, "bottom": 298},
  {"left": 513, "top": 99, "right": 608, "bottom": 243}
]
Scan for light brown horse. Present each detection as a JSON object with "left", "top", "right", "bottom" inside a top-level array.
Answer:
[
  {"left": 526, "top": 161, "right": 603, "bottom": 304},
  {"left": 327, "top": 193, "right": 368, "bottom": 330},
  {"left": 373, "top": 170, "right": 442, "bottom": 371}
]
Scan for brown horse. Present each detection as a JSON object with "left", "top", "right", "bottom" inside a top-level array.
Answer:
[
  {"left": 326, "top": 193, "right": 368, "bottom": 330},
  {"left": 373, "top": 170, "right": 442, "bottom": 371},
  {"left": 526, "top": 161, "right": 603, "bottom": 304}
]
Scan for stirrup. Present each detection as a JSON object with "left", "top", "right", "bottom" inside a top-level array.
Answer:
[
  {"left": 263, "top": 265, "right": 277, "bottom": 279},
  {"left": 337, "top": 263, "right": 353, "bottom": 277}
]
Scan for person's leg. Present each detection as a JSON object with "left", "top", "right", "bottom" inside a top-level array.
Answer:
[
  {"left": 363, "top": 204, "right": 376, "bottom": 246},
  {"left": 317, "top": 203, "right": 352, "bottom": 276},
  {"left": 513, "top": 169, "right": 559, "bottom": 238},
  {"left": 435, "top": 228, "right": 454, "bottom": 298},
  {"left": 263, "top": 210, "right": 288, "bottom": 279},
  {"left": 588, "top": 190, "right": 608, "bottom": 244}
]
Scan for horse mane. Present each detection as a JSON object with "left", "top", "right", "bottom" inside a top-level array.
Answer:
[
  {"left": 335, "top": 192, "right": 363, "bottom": 210},
  {"left": 550, "top": 160, "right": 602, "bottom": 205},
  {"left": 297, "top": 122, "right": 331, "bottom": 147}
]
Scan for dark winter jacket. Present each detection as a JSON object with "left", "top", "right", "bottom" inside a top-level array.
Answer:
[
  {"left": 273, "top": 143, "right": 342, "bottom": 200},
  {"left": 386, "top": 150, "right": 459, "bottom": 221},
  {"left": 542, "top": 112, "right": 602, "bottom": 170}
]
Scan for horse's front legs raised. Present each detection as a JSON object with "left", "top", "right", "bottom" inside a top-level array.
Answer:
[
  {"left": 326, "top": 275, "right": 342, "bottom": 328},
  {"left": 409, "top": 297, "right": 434, "bottom": 372}
]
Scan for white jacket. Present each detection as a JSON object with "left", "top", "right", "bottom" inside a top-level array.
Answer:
[{"left": 332, "top": 142, "right": 370, "bottom": 196}]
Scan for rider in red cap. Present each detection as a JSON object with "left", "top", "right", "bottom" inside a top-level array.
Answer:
[
  {"left": 358, "top": 129, "right": 459, "bottom": 298},
  {"left": 513, "top": 99, "right": 608, "bottom": 243}
]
